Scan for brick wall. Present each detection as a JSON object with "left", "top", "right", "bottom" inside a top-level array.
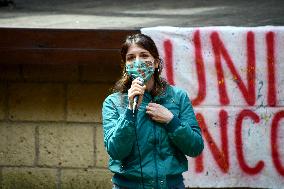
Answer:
[{"left": 0, "top": 63, "right": 121, "bottom": 189}]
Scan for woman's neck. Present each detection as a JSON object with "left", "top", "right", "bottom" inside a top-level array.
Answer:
[{"left": 146, "top": 76, "right": 155, "bottom": 92}]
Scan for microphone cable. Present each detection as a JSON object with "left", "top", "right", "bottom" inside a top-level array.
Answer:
[
  {"left": 133, "top": 110, "right": 145, "bottom": 189},
  {"left": 131, "top": 76, "right": 145, "bottom": 188}
]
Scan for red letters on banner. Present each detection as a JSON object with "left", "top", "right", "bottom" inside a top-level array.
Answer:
[
  {"left": 195, "top": 110, "right": 229, "bottom": 173},
  {"left": 163, "top": 39, "right": 175, "bottom": 85},
  {"left": 191, "top": 30, "right": 207, "bottom": 106},
  {"left": 162, "top": 30, "right": 283, "bottom": 176},
  {"left": 235, "top": 110, "right": 264, "bottom": 174},
  {"left": 195, "top": 109, "right": 283, "bottom": 176},
  {"left": 271, "top": 111, "right": 284, "bottom": 176},
  {"left": 266, "top": 32, "right": 277, "bottom": 107},
  {"left": 211, "top": 31, "right": 256, "bottom": 106}
]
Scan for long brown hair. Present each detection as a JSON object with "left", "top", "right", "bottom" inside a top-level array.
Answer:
[{"left": 113, "top": 33, "right": 167, "bottom": 97}]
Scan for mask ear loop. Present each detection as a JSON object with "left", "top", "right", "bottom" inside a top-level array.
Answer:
[{"left": 154, "top": 58, "right": 161, "bottom": 73}]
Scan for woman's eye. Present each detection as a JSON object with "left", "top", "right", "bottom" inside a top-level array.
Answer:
[
  {"left": 141, "top": 54, "right": 149, "bottom": 58},
  {"left": 126, "top": 56, "right": 135, "bottom": 61}
]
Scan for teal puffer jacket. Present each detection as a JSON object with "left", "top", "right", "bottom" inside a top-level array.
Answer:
[{"left": 102, "top": 85, "right": 204, "bottom": 189}]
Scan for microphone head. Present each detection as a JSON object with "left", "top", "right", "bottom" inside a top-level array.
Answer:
[
  {"left": 130, "top": 75, "right": 144, "bottom": 85},
  {"left": 131, "top": 76, "right": 144, "bottom": 112},
  {"left": 136, "top": 77, "right": 144, "bottom": 85}
]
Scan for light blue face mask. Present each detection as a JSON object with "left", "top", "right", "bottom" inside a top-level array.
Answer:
[{"left": 125, "top": 60, "right": 155, "bottom": 82}]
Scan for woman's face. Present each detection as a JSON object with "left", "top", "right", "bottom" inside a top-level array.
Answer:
[{"left": 125, "top": 44, "right": 158, "bottom": 68}]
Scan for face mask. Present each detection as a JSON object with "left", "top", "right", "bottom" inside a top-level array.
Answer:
[{"left": 125, "top": 60, "right": 155, "bottom": 82}]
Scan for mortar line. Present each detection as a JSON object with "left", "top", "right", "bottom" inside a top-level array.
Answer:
[
  {"left": 34, "top": 125, "right": 39, "bottom": 166},
  {"left": 56, "top": 168, "right": 62, "bottom": 189},
  {"left": 93, "top": 125, "right": 97, "bottom": 167},
  {"left": 0, "top": 167, "right": 3, "bottom": 189},
  {"left": 0, "top": 165, "right": 110, "bottom": 171},
  {"left": 0, "top": 120, "right": 102, "bottom": 125}
]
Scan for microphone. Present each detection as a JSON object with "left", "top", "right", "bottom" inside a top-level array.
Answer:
[{"left": 132, "top": 77, "right": 144, "bottom": 113}]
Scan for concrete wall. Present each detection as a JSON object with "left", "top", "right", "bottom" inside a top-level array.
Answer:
[{"left": 0, "top": 63, "right": 121, "bottom": 189}]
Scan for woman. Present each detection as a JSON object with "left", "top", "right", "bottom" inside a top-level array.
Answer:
[{"left": 102, "top": 34, "right": 204, "bottom": 189}]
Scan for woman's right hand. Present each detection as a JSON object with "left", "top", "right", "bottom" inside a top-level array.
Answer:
[{"left": 128, "top": 78, "right": 146, "bottom": 110}]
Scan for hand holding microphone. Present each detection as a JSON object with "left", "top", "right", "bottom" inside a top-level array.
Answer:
[{"left": 128, "top": 77, "right": 146, "bottom": 113}]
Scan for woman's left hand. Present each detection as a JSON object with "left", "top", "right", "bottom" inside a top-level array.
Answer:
[{"left": 146, "top": 103, "right": 174, "bottom": 124}]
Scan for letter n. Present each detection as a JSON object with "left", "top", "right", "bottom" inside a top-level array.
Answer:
[
  {"left": 195, "top": 110, "right": 229, "bottom": 173},
  {"left": 210, "top": 31, "right": 256, "bottom": 106}
]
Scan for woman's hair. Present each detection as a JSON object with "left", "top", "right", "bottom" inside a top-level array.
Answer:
[{"left": 113, "top": 33, "right": 167, "bottom": 97}]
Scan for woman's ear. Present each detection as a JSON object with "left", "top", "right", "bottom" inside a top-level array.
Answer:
[{"left": 154, "top": 59, "right": 160, "bottom": 68}]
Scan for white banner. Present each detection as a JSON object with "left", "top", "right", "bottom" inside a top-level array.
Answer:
[{"left": 141, "top": 26, "right": 284, "bottom": 189}]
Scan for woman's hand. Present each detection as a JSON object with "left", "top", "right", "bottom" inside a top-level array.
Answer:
[
  {"left": 146, "top": 103, "right": 174, "bottom": 124},
  {"left": 128, "top": 78, "right": 146, "bottom": 110}
]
